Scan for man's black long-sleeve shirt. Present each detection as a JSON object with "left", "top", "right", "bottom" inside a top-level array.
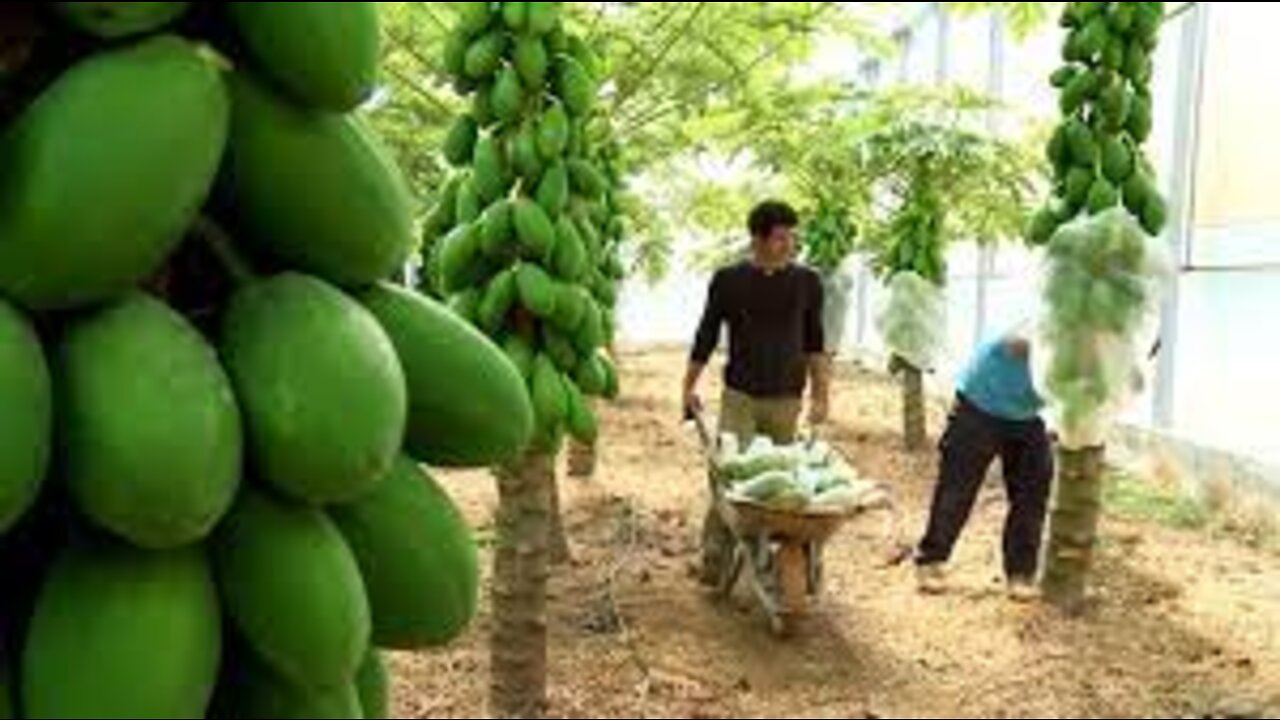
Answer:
[{"left": 691, "top": 260, "right": 825, "bottom": 399}]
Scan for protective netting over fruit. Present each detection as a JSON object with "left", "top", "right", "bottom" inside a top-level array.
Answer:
[
  {"left": 821, "top": 269, "right": 856, "bottom": 356},
  {"left": 875, "top": 271, "right": 948, "bottom": 372},
  {"left": 1033, "top": 208, "right": 1172, "bottom": 450}
]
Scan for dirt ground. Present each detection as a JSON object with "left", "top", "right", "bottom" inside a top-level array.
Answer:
[{"left": 391, "top": 347, "right": 1280, "bottom": 719}]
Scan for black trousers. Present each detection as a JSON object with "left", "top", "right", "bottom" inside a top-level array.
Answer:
[{"left": 917, "top": 395, "right": 1054, "bottom": 580}]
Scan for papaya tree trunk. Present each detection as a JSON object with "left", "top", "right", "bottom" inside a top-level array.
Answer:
[
  {"left": 901, "top": 360, "right": 927, "bottom": 452},
  {"left": 1042, "top": 445, "right": 1107, "bottom": 616},
  {"left": 490, "top": 451, "right": 553, "bottom": 719},
  {"left": 567, "top": 438, "right": 597, "bottom": 479},
  {"left": 547, "top": 468, "right": 571, "bottom": 566}
]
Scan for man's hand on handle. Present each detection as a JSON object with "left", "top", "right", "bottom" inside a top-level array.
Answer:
[
  {"left": 807, "top": 353, "right": 833, "bottom": 428},
  {"left": 683, "top": 389, "right": 703, "bottom": 421},
  {"left": 683, "top": 361, "right": 706, "bottom": 421}
]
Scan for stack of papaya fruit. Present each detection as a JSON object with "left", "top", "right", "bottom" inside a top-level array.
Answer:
[
  {"left": 422, "top": 2, "right": 624, "bottom": 454},
  {"left": 1028, "top": 1, "right": 1168, "bottom": 246},
  {"left": 0, "top": 4, "right": 535, "bottom": 718}
]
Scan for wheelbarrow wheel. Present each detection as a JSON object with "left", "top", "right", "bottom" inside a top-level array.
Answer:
[{"left": 775, "top": 543, "right": 809, "bottom": 635}]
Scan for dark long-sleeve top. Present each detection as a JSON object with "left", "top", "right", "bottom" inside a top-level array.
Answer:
[{"left": 690, "top": 260, "right": 825, "bottom": 399}]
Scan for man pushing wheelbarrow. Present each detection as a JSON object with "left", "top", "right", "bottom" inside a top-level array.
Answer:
[{"left": 681, "top": 200, "right": 833, "bottom": 586}]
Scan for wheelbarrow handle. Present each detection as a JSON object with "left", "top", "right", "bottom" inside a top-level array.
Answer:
[{"left": 683, "top": 404, "right": 714, "bottom": 455}]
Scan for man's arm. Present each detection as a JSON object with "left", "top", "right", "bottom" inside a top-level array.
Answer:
[
  {"left": 685, "top": 271, "right": 725, "bottom": 415},
  {"left": 808, "top": 354, "right": 832, "bottom": 424},
  {"left": 804, "top": 272, "right": 830, "bottom": 423}
]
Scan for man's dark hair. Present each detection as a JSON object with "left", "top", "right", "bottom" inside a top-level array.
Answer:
[{"left": 747, "top": 200, "right": 799, "bottom": 239}]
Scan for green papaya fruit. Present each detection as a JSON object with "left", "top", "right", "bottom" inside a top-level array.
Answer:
[
  {"left": 444, "top": 115, "right": 479, "bottom": 167},
  {"left": 1078, "top": 15, "right": 1111, "bottom": 59},
  {"left": 567, "top": 35, "right": 603, "bottom": 80},
  {"left": 502, "top": 334, "right": 536, "bottom": 381},
  {"left": 227, "top": 3, "right": 381, "bottom": 112},
  {"left": 1128, "top": 91, "right": 1154, "bottom": 142},
  {"left": 574, "top": 353, "right": 608, "bottom": 397},
  {"left": 331, "top": 457, "right": 479, "bottom": 650},
  {"left": 556, "top": 56, "right": 595, "bottom": 117},
  {"left": 515, "top": 263, "right": 558, "bottom": 319},
  {"left": 564, "top": 380, "right": 598, "bottom": 444},
  {"left": 552, "top": 217, "right": 588, "bottom": 281},
  {"left": 472, "top": 81, "right": 495, "bottom": 127},
  {"left": 537, "top": 103, "right": 570, "bottom": 160},
  {"left": 550, "top": 283, "right": 589, "bottom": 334},
  {"left": 1123, "top": 42, "right": 1153, "bottom": 85},
  {"left": 1101, "top": 135, "right": 1135, "bottom": 184},
  {"left": 221, "top": 274, "right": 406, "bottom": 505},
  {"left": 456, "top": 175, "right": 483, "bottom": 224},
  {"left": 492, "top": 66, "right": 524, "bottom": 125},
  {"left": 1099, "top": 84, "right": 1133, "bottom": 131},
  {"left": 464, "top": 31, "right": 506, "bottom": 80},
  {"left": 542, "top": 327, "right": 579, "bottom": 373},
  {"left": 361, "top": 283, "right": 534, "bottom": 468},
  {"left": 1142, "top": 193, "right": 1168, "bottom": 236},
  {"left": 1123, "top": 169, "right": 1152, "bottom": 216},
  {"left": 1026, "top": 205, "right": 1063, "bottom": 246},
  {"left": 530, "top": 354, "right": 568, "bottom": 429},
  {"left": 455, "top": 3, "right": 494, "bottom": 37},
  {"left": 514, "top": 36, "right": 549, "bottom": 88},
  {"left": 0, "top": 36, "right": 228, "bottom": 310},
  {"left": 481, "top": 199, "right": 516, "bottom": 257},
  {"left": 526, "top": 1, "right": 559, "bottom": 36},
  {"left": 513, "top": 199, "right": 557, "bottom": 259},
  {"left": 511, "top": 122, "right": 544, "bottom": 184},
  {"left": 440, "top": 224, "right": 484, "bottom": 295},
  {"left": 1060, "top": 69, "right": 1099, "bottom": 115},
  {"left": 1065, "top": 166, "right": 1095, "bottom": 208},
  {"left": 1110, "top": 2, "right": 1138, "bottom": 34},
  {"left": 536, "top": 161, "right": 569, "bottom": 216},
  {"left": 502, "top": 1, "right": 527, "bottom": 31},
  {"left": 213, "top": 488, "right": 369, "bottom": 689},
  {"left": 1134, "top": 2, "right": 1165, "bottom": 43},
  {"left": 1050, "top": 65, "right": 1082, "bottom": 89},
  {"left": 601, "top": 354, "right": 620, "bottom": 400},
  {"left": 443, "top": 32, "right": 469, "bottom": 80},
  {"left": 1102, "top": 35, "right": 1126, "bottom": 71},
  {"left": 472, "top": 134, "right": 511, "bottom": 204},
  {"left": 477, "top": 268, "right": 518, "bottom": 335},
  {"left": 1066, "top": 119, "right": 1099, "bottom": 168},
  {"left": 1087, "top": 178, "right": 1120, "bottom": 214},
  {"left": 574, "top": 299, "right": 605, "bottom": 355},
  {"left": 568, "top": 159, "right": 607, "bottom": 199}
]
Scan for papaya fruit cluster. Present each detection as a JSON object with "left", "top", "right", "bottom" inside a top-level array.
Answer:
[
  {"left": 423, "top": 2, "right": 626, "bottom": 453},
  {"left": 0, "top": 4, "right": 533, "bottom": 718},
  {"left": 1028, "top": 1, "right": 1169, "bottom": 245}
]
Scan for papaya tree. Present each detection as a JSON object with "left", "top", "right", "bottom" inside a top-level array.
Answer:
[
  {"left": 800, "top": 196, "right": 860, "bottom": 356},
  {"left": 854, "top": 108, "right": 1041, "bottom": 451},
  {"left": 427, "top": 4, "right": 620, "bottom": 716},
  {"left": 1027, "top": 1, "right": 1172, "bottom": 615},
  {"left": 377, "top": 1, "right": 891, "bottom": 284}
]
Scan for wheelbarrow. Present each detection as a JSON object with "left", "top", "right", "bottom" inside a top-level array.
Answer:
[{"left": 685, "top": 408, "right": 903, "bottom": 637}]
